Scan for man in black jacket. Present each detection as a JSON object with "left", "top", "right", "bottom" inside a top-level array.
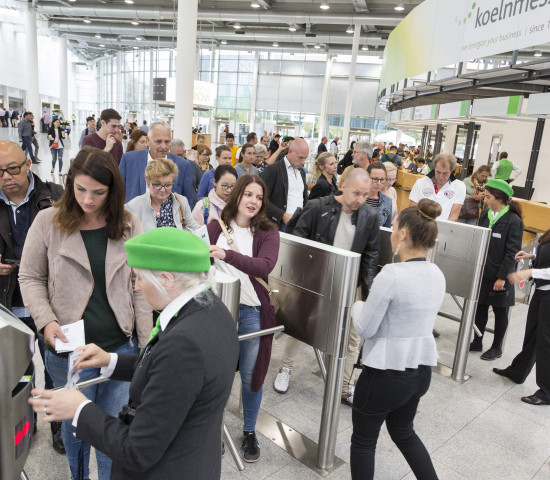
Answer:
[
  {"left": 261, "top": 137, "right": 309, "bottom": 230},
  {"left": 273, "top": 168, "right": 380, "bottom": 406},
  {"left": 0, "top": 140, "right": 64, "bottom": 451}
]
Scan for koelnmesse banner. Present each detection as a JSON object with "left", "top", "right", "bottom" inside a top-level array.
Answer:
[{"left": 379, "top": 0, "right": 550, "bottom": 93}]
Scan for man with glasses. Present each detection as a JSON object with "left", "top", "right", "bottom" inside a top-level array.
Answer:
[
  {"left": 365, "top": 162, "right": 392, "bottom": 228},
  {"left": 339, "top": 141, "right": 373, "bottom": 180},
  {"left": 409, "top": 153, "right": 466, "bottom": 222},
  {"left": 81, "top": 108, "right": 124, "bottom": 165},
  {"left": 119, "top": 122, "right": 194, "bottom": 207},
  {"left": 0, "top": 141, "right": 64, "bottom": 451}
]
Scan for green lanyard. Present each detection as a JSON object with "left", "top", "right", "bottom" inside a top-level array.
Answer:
[{"left": 488, "top": 205, "right": 509, "bottom": 229}]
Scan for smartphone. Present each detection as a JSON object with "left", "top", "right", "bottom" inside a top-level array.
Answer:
[{"left": 3, "top": 258, "right": 20, "bottom": 266}]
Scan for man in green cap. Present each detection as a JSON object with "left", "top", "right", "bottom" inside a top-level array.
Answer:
[
  {"left": 29, "top": 228, "right": 240, "bottom": 480},
  {"left": 491, "top": 152, "right": 523, "bottom": 184}
]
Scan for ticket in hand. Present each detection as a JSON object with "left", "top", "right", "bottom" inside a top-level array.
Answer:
[{"left": 66, "top": 351, "right": 81, "bottom": 389}]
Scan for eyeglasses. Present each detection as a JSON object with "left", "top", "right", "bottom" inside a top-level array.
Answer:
[
  {"left": 0, "top": 159, "right": 26, "bottom": 177},
  {"left": 370, "top": 178, "right": 386, "bottom": 184},
  {"left": 151, "top": 183, "right": 174, "bottom": 191},
  {"left": 219, "top": 183, "right": 235, "bottom": 191}
]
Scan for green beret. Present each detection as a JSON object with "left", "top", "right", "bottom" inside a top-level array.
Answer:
[
  {"left": 124, "top": 227, "right": 210, "bottom": 273},
  {"left": 486, "top": 178, "right": 514, "bottom": 198}
]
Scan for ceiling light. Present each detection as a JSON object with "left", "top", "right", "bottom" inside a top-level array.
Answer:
[
  {"left": 95, "top": 33, "right": 101, "bottom": 38},
  {"left": 272, "top": 41, "right": 279, "bottom": 47},
  {"left": 320, "top": 1, "right": 330, "bottom": 10},
  {"left": 289, "top": 24, "right": 297, "bottom": 32},
  {"left": 135, "top": 36, "right": 143, "bottom": 41},
  {"left": 99, "top": 43, "right": 105, "bottom": 47},
  {"left": 233, "top": 23, "right": 242, "bottom": 29},
  {"left": 83, "top": 17, "right": 91, "bottom": 23},
  {"left": 220, "top": 39, "right": 227, "bottom": 45},
  {"left": 314, "top": 43, "right": 321, "bottom": 49},
  {"left": 130, "top": 19, "right": 139, "bottom": 25},
  {"left": 104, "top": 53, "right": 109, "bottom": 56},
  {"left": 133, "top": 46, "right": 139, "bottom": 49},
  {"left": 124, "top": 0, "right": 134, "bottom": 3},
  {"left": 250, "top": 0, "right": 261, "bottom": 7},
  {"left": 534, "top": 50, "right": 542, "bottom": 57},
  {"left": 361, "top": 45, "right": 369, "bottom": 51},
  {"left": 346, "top": 24, "right": 354, "bottom": 34},
  {"left": 68, "top": 0, "right": 76, "bottom": 2},
  {"left": 394, "top": 3, "right": 405, "bottom": 10}
]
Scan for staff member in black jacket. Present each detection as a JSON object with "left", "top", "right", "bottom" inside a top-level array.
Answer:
[
  {"left": 273, "top": 168, "right": 380, "bottom": 405},
  {"left": 30, "top": 228, "right": 240, "bottom": 480},
  {"left": 261, "top": 137, "right": 309, "bottom": 231},
  {"left": 309, "top": 152, "right": 338, "bottom": 201},
  {"left": 470, "top": 179, "right": 524, "bottom": 360}
]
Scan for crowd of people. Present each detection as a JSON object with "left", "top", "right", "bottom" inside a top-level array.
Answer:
[{"left": 0, "top": 109, "right": 546, "bottom": 480}]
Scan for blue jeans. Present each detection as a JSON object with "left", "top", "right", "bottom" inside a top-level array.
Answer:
[
  {"left": 45, "top": 340, "right": 137, "bottom": 480},
  {"left": 238, "top": 304, "right": 262, "bottom": 432},
  {"left": 21, "top": 136, "right": 36, "bottom": 162},
  {"left": 51, "top": 148, "right": 63, "bottom": 171}
]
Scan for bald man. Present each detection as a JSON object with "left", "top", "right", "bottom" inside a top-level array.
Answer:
[
  {"left": 0, "top": 141, "right": 64, "bottom": 451},
  {"left": 261, "top": 138, "right": 309, "bottom": 230},
  {"left": 273, "top": 168, "right": 380, "bottom": 404}
]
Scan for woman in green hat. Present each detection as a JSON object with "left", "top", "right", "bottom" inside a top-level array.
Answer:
[
  {"left": 470, "top": 178, "right": 524, "bottom": 360},
  {"left": 29, "top": 228, "right": 240, "bottom": 480}
]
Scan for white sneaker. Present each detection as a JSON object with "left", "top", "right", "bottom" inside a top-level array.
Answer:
[
  {"left": 273, "top": 367, "right": 291, "bottom": 393},
  {"left": 341, "top": 387, "right": 355, "bottom": 407}
]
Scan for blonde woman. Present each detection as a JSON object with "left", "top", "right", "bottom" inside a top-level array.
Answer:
[
  {"left": 383, "top": 161, "right": 399, "bottom": 223},
  {"left": 309, "top": 152, "right": 338, "bottom": 200},
  {"left": 126, "top": 157, "right": 199, "bottom": 232}
]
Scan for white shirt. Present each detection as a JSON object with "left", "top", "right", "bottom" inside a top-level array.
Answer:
[
  {"left": 532, "top": 267, "right": 550, "bottom": 291},
  {"left": 147, "top": 151, "right": 157, "bottom": 164},
  {"left": 72, "top": 283, "right": 209, "bottom": 427},
  {"left": 284, "top": 156, "right": 305, "bottom": 215},
  {"left": 333, "top": 212, "right": 354, "bottom": 251},
  {"left": 330, "top": 141, "right": 338, "bottom": 155},
  {"left": 215, "top": 221, "right": 260, "bottom": 306},
  {"left": 491, "top": 160, "right": 523, "bottom": 180},
  {"left": 409, "top": 176, "right": 466, "bottom": 221}
]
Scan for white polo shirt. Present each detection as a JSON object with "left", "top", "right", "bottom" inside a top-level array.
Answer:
[{"left": 409, "top": 176, "right": 466, "bottom": 221}]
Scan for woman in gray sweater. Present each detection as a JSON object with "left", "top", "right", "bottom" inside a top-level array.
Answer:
[{"left": 351, "top": 198, "right": 446, "bottom": 480}]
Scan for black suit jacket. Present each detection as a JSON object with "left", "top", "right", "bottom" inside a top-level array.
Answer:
[
  {"left": 76, "top": 295, "right": 239, "bottom": 480},
  {"left": 292, "top": 195, "right": 380, "bottom": 299},
  {"left": 261, "top": 159, "right": 307, "bottom": 225}
]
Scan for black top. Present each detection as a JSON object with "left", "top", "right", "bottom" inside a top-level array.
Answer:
[
  {"left": 81, "top": 227, "right": 127, "bottom": 351},
  {"left": 309, "top": 175, "right": 338, "bottom": 201},
  {"left": 76, "top": 295, "right": 240, "bottom": 480},
  {"left": 534, "top": 241, "right": 550, "bottom": 289},
  {"left": 317, "top": 142, "right": 328, "bottom": 153}
]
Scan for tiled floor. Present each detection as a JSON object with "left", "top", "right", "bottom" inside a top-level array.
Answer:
[{"left": 5, "top": 127, "right": 550, "bottom": 480}]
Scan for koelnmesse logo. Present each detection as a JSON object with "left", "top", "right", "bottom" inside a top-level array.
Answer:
[{"left": 457, "top": 0, "right": 550, "bottom": 27}]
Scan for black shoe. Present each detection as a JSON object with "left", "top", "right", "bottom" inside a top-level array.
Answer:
[
  {"left": 481, "top": 348, "right": 502, "bottom": 360},
  {"left": 469, "top": 339, "right": 483, "bottom": 352},
  {"left": 51, "top": 421, "right": 66, "bottom": 454},
  {"left": 242, "top": 431, "right": 260, "bottom": 463},
  {"left": 32, "top": 160, "right": 41, "bottom": 165},
  {"left": 521, "top": 394, "right": 550, "bottom": 406},
  {"left": 492, "top": 367, "right": 518, "bottom": 382},
  {"left": 432, "top": 329, "right": 440, "bottom": 338}
]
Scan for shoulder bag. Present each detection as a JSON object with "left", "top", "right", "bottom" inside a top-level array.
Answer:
[{"left": 217, "top": 219, "right": 279, "bottom": 313}]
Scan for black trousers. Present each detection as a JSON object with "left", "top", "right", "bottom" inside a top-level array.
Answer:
[
  {"left": 350, "top": 365, "right": 438, "bottom": 480},
  {"left": 506, "top": 289, "right": 550, "bottom": 401},
  {"left": 474, "top": 304, "right": 509, "bottom": 350}
]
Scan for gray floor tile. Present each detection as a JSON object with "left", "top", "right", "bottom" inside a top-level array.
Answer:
[
  {"left": 402, "top": 460, "right": 468, "bottom": 480},
  {"left": 532, "top": 461, "right": 550, "bottom": 480}
]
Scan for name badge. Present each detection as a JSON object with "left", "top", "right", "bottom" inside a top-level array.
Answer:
[{"left": 492, "top": 232, "right": 502, "bottom": 238}]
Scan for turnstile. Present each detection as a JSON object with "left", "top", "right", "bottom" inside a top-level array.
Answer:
[
  {"left": 0, "top": 306, "right": 35, "bottom": 480},
  {"left": 269, "top": 233, "right": 361, "bottom": 471},
  {"left": 380, "top": 220, "right": 491, "bottom": 382}
]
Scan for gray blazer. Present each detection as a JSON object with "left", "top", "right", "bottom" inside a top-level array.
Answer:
[{"left": 125, "top": 192, "right": 199, "bottom": 232}]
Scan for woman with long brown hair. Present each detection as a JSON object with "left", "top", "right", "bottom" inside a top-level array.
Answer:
[
  {"left": 458, "top": 165, "right": 491, "bottom": 225},
  {"left": 125, "top": 129, "right": 148, "bottom": 152},
  {"left": 207, "top": 174, "right": 279, "bottom": 463},
  {"left": 496, "top": 228, "right": 550, "bottom": 405},
  {"left": 19, "top": 146, "right": 152, "bottom": 480}
]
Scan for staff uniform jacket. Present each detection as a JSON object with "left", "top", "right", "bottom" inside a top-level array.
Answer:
[
  {"left": 119, "top": 149, "right": 195, "bottom": 208},
  {"left": 0, "top": 174, "right": 64, "bottom": 309},
  {"left": 308, "top": 175, "right": 338, "bottom": 201},
  {"left": 18, "top": 207, "right": 152, "bottom": 347},
  {"left": 76, "top": 295, "right": 240, "bottom": 480},
  {"left": 207, "top": 222, "right": 280, "bottom": 392},
  {"left": 261, "top": 159, "right": 308, "bottom": 225},
  {"left": 477, "top": 208, "right": 524, "bottom": 308},
  {"left": 292, "top": 194, "right": 380, "bottom": 300}
]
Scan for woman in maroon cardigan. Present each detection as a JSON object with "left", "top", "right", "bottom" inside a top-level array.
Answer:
[{"left": 207, "top": 174, "right": 279, "bottom": 463}]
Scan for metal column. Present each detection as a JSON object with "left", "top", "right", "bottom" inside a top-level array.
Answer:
[
  {"left": 419, "top": 126, "right": 428, "bottom": 157},
  {"left": 524, "top": 118, "right": 545, "bottom": 200},
  {"left": 460, "top": 122, "right": 476, "bottom": 180},
  {"left": 433, "top": 124, "right": 444, "bottom": 156}
]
